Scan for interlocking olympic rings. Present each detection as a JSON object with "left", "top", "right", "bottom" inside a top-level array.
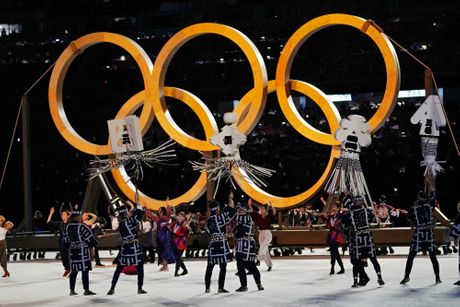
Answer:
[{"left": 48, "top": 14, "right": 400, "bottom": 210}]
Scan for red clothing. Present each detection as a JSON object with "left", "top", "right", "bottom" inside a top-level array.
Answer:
[
  {"left": 169, "top": 221, "right": 189, "bottom": 251},
  {"left": 251, "top": 213, "right": 274, "bottom": 230},
  {"left": 326, "top": 213, "right": 344, "bottom": 245}
]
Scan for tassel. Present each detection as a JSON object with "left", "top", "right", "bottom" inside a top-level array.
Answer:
[
  {"left": 87, "top": 139, "right": 176, "bottom": 180},
  {"left": 325, "top": 150, "right": 369, "bottom": 197},
  {"left": 420, "top": 136, "right": 444, "bottom": 177},
  {"left": 190, "top": 155, "right": 275, "bottom": 197}
]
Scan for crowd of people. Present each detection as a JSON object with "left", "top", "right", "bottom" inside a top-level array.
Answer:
[{"left": 1, "top": 188, "right": 460, "bottom": 296}]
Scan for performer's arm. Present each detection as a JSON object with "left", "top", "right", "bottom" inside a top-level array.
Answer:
[
  {"left": 270, "top": 201, "right": 276, "bottom": 216},
  {"left": 46, "top": 207, "right": 55, "bottom": 224},
  {"left": 86, "top": 213, "right": 98, "bottom": 225},
  {"left": 247, "top": 198, "right": 254, "bottom": 213}
]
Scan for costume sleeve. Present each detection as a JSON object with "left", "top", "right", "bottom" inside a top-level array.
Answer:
[
  {"left": 450, "top": 213, "right": 460, "bottom": 240},
  {"left": 222, "top": 206, "right": 237, "bottom": 224},
  {"left": 81, "top": 224, "right": 98, "bottom": 247}
]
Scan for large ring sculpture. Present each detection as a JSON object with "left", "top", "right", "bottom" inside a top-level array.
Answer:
[{"left": 49, "top": 14, "right": 400, "bottom": 210}]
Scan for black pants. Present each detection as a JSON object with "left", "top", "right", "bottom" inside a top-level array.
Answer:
[
  {"left": 174, "top": 248, "right": 187, "bottom": 273},
  {"left": 60, "top": 247, "right": 70, "bottom": 271},
  {"left": 351, "top": 256, "right": 381, "bottom": 279},
  {"left": 329, "top": 244, "right": 344, "bottom": 269},
  {"left": 404, "top": 249, "right": 439, "bottom": 277},
  {"left": 205, "top": 262, "right": 227, "bottom": 290},
  {"left": 94, "top": 246, "right": 102, "bottom": 264},
  {"left": 69, "top": 270, "right": 89, "bottom": 291},
  {"left": 110, "top": 263, "right": 144, "bottom": 290},
  {"left": 237, "top": 259, "right": 261, "bottom": 287},
  {"left": 143, "top": 247, "right": 155, "bottom": 262}
]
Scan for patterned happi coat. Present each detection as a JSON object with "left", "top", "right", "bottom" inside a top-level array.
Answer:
[
  {"left": 234, "top": 214, "right": 257, "bottom": 262},
  {"left": 118, "top": 208, "right": 145, "bottom": 266},
  {"left": 206, "top": 206, "right": 236, "bottom": 264},
  {"left": 66, "top": 221, "right": 98, "bottom": 271},
  {"left": 407, "top": 199, "right": 436, "bottom": 252},
  {"left": 450, "top": 212, "right": 460, "bottom": 269},
  {"left": 341, "top": 205, "right": 376, "bottom": 259}
]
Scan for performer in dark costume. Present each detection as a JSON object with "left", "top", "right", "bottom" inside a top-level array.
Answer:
[
  {"left": 341, "top": 196, "right": 384, "bottom": 287},
  {"left": 204, "top": 197, "right": 236, "bottom": 293},
  {"left": 107, "top": 197, "right": 147, "bottom": 295},
  {"left": 66, "top": 210, "right": 98, "bottom": 295},
  {"left": 170, "top": 210, "right": 190, "bottom": 277},
  {"left": 451, "top": 202, "right": 460, "bottom": 286},
  {"left": 234, "top": 201, "right": 264, "bottom": 292},
  {"left": 400, "top": 191, "right": 441, "bottom": 284},
  {"left": 322, "top": 200, "right": 345, "bottom": 275},
  {"left": 46, "top": 206, "right": 71, "bottom": 276}
]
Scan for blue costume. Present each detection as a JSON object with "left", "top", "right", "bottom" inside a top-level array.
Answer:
[
  {"left": 204, "top": 203, "right": 236, "bottom": 293},
  {"left": 450, "top": 212, "right": 460, "bottom": 285},
  {"left": 108, "top": 205, "right": 147, "bottom": 295},
  {"left": 66, "top": 216, "right": 98, "bottom": 295},
  {"left": 401, "top": 192, "right": 440, "bottom": 284},
  {"left": 234, "top": 208, "right": 263, "bottom": 292},
  {"left": 341, "top": 200, "right": 383, "bottom": 287}
]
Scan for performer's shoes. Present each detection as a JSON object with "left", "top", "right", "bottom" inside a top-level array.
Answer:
[
  {"left": 358, "top": 276, "right": 370, "bottom": 286},
  {"left": 174, "top": 272, "right": 180, "bottom": 277},
  {"left": 217, "top": 289, "right": 229, "bottom": 293},
  {"left": 337, "top": 268, "right": 345, "bottom": 275},
  {"left": 400, "top": 277, "right": 410, "bottom": 285},
  {"left": 2, "top": 272, "right": 10, "bottom": 278},
  {"left": 107, "top": 289, "right": 115, "bottom": 295},
  {"left": 235, "top": 286, "right": 248, "bottom": 292},
  {"left": 138, "top": 289, "right": 147, "bottom": 294},
  {"left": 69, "top": 290, "right": 78, "bottom": 296},
  {"left": 377, "top": 278, "right": 385, "bottom": 286},
  {"left": 435, "top": 275, "right": 442, "bottom": 284},
  {"left": 267, "top": 266, "right": 272, "bottom": 272},
  {"left": 84, "top": 290, "right": 96, "bottom": 296},
  {"left": 329, "top": 268, "right": 335, "bottom": 275},
  {"left": 453, "top": 280, "right": 460, "bottom": 286},
  {"left": 257, "top": 284, "right": 264, "bottom": 291},
  {"left": 62, "top": 270, "right": 70, "bottom": 277},
  {"left": 180, "top": 269, "right": 188, "bottom": 276},
  {"left": 351, "top": 281, "right": 359, "bottom": 288},
  {"left": 389, "top": 247, "right": 395, "bottom": 254},
  {"left": 205, "top": 288, "right": 210, "bottom": 293}
]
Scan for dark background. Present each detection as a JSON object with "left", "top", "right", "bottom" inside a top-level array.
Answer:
[{"left": 0, "top": 0, "right": 459, "bottom": 225}]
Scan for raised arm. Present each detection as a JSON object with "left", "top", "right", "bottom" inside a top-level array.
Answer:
[
  {"left": 269, "top": 201, "right": 276, "bottom": 216},
  {"left": 86, "top": 212, "right": 98, "bottom": 225},
  {"left": 46, "top": 207, "right": 55, "bottom": 224}
]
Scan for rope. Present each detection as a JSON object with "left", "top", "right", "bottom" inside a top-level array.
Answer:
[
  {"left": 386, "top": 35, "right": 460, "bottom": 157},
  {"left": 0, "top": 62, "right": 56, "bottom": 193}
]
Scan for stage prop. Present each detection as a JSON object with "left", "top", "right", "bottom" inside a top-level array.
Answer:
[
  {"left": 190, "top": 112, "right": 275, "bottom": 197},
  {"left": 48, "top": 14, "right": 400, "bottom": 209},
  {"left": 325, "top": 115, "right": 373, "bottom": 206}
]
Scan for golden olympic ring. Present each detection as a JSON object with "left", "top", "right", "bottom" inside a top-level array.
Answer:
[
  {"left": 48, "top": 14, "right": 400, "bottom": 210},
  {"left": 48, "top": 32, "right": 155, "bottom": 156},
  {"left": 276, "top": 14, "right": 400, "bottom": 143}
]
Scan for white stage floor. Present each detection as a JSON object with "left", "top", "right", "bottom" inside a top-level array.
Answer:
[{"left": 1, "top": 252, "right": 459, "bottom": 306}]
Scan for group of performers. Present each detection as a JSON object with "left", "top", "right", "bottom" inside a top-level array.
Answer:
[
  {"left": 1, "top": 189, "right": 459, "bottom": 295},
  {"left": 320, "top": 191, "right": 460, "bottom": 287}
]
